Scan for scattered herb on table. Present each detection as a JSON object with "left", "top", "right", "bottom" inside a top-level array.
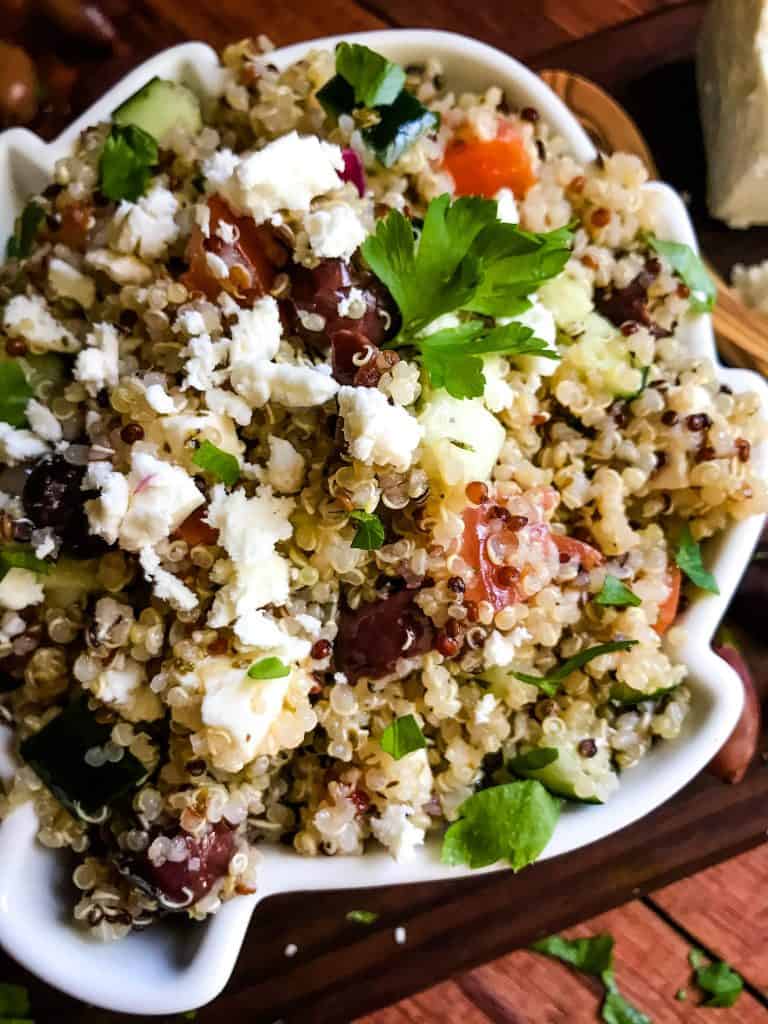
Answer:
[
  {"left": 595, "top": 576, "right": 642, "bottom": 608},
  {"left": 511, "top": 640, "right": 637, "bottom": 696},
  {"left": 99, "top": 123, "right": 158, "bottom": 202},
  {"left": 349, "top": 509, "right": 385, "bottom": 550},
  {"left": 442, "top": 779, "right": 561, "bottom": 870},
  {"left": 380, "top": 714, "right": 426, "bottom": 760},
  {"left": 689, "top": 952, "right": 744, "bottom": 1008},
  {"left": 192, "top": 440, "right": 240, "bottom": 487},
  {"left": 346, "top": 909, "right": 379, "bottom": 925},
  {"left": 675, "top": 523, "right": 719, "bottom": 594},
  {"left": 247, "top": 657, "right": 290, "bottom": 680}
]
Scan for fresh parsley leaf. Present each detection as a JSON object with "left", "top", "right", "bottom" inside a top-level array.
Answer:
[
  {"left": 346, "top": 909, "right": 379, "bottom": 925},
  {"left": 364, "top": 90, "right": 439, "bottom": 167},
  {"left": 99, "top": 123, "right": 158, "bottom": 202},
  {"left": 0, "top": 982, "right": 31, "bottom": 1017},
  {"left": 601, "top": 985, "right": 652, "bottom": 1024},
  {"left": 380, "top": 714, "right": 426, "bottom": 760},
  {"left": 335, "top": 42, "right": 406, "bottom": 108},
  {"left": 441, "top": 779, "right": 561, "bottom": 870},
  {"left": 595, "top": 576, "right": 641, "bottom": 608},
  {"left": 349, "top": 509, "right": 385, "bottom": 550},
  {"left": 675, "top": 988, "right": 687, "bottom": 1001},
  {"left": 674, "top": 523, "right": 719, "bottom": 594},
  {"left": 646, "top": 235, "right": 715, "bottom": 313},
  {"left": 316, "top": 74, "right": 356, "bottom": 118},
  {"left": 6, "top": 201, "right": 45, "bottom": 261},
  {"left": 0, "top": 360, "right": 34, "bottom": 427},
  {"left": 694, "top": 959, "right": 744, "bottom": 1008},
  {"left": 689, "top": 948, "right": 707, "bottom": 969},
  {"left": 609, "top": 681, "right": 674, "bottom": 706},
  {"left": 247, "top": 657, "right": 290, "bottom": 680},
  {"left": 512, "top": 640, "right": 638, "bottom": 696},
  {"left": 0, "top": 546, "right": 50, "bottom": 582},
  {"left": 508, "top": 748, "right": 559, "bottom": 773},
  {"left": 192, "top": 440, "right": 240, "bottom": 487},
  {"left": 531, "top": 933, "right": 614, "bottom": 977}
]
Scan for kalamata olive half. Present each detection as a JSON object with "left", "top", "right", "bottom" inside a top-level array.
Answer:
[
  {"left": 0, "top": 42, "right": 39, "bottom": 128},
  {"left": 335, "top": 589, "right": 434, "bottom": 681},
  {"left": 22, "top": 454, "right": 106, "bottom": 557},
  {"left": 142, "top": 823, "right": 236, "bottom": 907}
]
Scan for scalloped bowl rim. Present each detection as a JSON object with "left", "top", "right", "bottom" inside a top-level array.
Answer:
[{"left": 0, "top": 30, "right": 764, "bottom": 1016}]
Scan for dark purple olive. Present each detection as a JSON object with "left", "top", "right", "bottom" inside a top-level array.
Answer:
[
  {"left": 143, "top": 823, "right": 235, "bottom": 906},
  {"left": 22, "top": 454, "right": 107, "bottom": 557},
  {"left": 335, "top": 589, "right": 434, "bottom": 681},
  {"left": 287, "top": 258, "right": 399, "bottom": 348},
  {"left": 594, "top": 270, "right": 671, "bottom": 338}
]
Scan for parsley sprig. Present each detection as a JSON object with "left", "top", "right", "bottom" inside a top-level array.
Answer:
[
  {"left": 512, "top": 640, "right": 638, "bottom": 696},
  {"left": 349, "top": 509, "right": 385, "bottom": 550},
  {"left": 674, "top": 523, "right": 719, "bottom": 594},
  {"left": 646, "top": 235, "right": 715, "bottom": 313},
  {"left": 99, "top": 123, "right": 158, "bottom": 202},
  {"left": 247, "top": 657, "right": 290, "bottom": 680},
  {"left": 192, "top": 440, "right": 240, "bottom": 487},
  {"left": 380, "top": 714, "right": 426, "bottom": 760},
  {"left": 361, "top": 194, "right": 572, "bottom": 399},
  {"left": 689, "top": 949, "right": 743, "bottom": 1008},
  {"left": 595, "top": 575, "right": 641, "bottom": 608}
]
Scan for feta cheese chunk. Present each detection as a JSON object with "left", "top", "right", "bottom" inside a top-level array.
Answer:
[
  {"left": 304, "top": 204, "right": 366, "bottom": 261},
  {"left": 83, "top": 462, "right": 130, "bottom": 546},
  {"left": 369, "top": 803, "right": 425, "bottom": 863},
  {"left": 338, "top": 385, "right": 423, "bottom": 472},
  {"left": 204, "top": 132, "right": 344, "bottom": 224},
  {"left": 85, "top": 249, "right": 152, "bottom": 285},
  {"left": 25, "top": 399, "right": 62, "bottom": 442},
  {"left": 228, "top": 297, "right": 283, "bottom": 366},
  {"left": 0, "top": 567, "right": 45, "bottom": 610},
  {"left": 3, "top": 293, "right": 79, "bottom": 353},
  {"left": 85, "top": 652, "right": 162, "bottom": 722},
  {"left": 0, "top": 423, "right": 49, "bottom": 465},
  {"left": 698, "top": 0, "right": 768, "bottom": 226},
  {"left": 114, "top": 184, "right": 180, "bottom": 259},
  {"left": 495, "top": 187, "right": 519, "bottom": 224},
  {"left": 73, "top": 323, "right": 121, "bottom": 397},
  {"left": 48, "top": 257, "right": 95, "bottom": 309},
  {"left": 144, "top": 383, "right": 177, "bottom": 414},
  {"left": 139, "top": 546, "right": 198, "bottom": 611},
  {"left": 267, "top": 435, "right": 305, "bottom": 493}
]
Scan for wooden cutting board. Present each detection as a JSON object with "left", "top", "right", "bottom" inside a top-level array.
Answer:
[{"left": 2, "top": 5, "right": 767, "bottom": 1023}]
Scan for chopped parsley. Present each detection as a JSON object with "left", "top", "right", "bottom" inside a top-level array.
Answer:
[
  {"left": 6, "top": 201, "right": 45, "bottom": 261},
  {"left": 317, "top": 44, "right": 436, "bottom": 167},
  {"left": 0, "top": 546, "right": 50, "bottom": 582},
  {"left": 690, "top": 953, "right": 743, "bottom": 1008},
  {"left": 674, "top": 523, "right": 719, "bottom": 594},
  {"left": 531, "top": 933, "right": 650, "bottom": 1024},
  {"left": 349, "top": 509, "right": 385, "bottom": 550},
  {"left": 675, "top": 988, "right": 687, "bottom": 1001},
  {"left": 346, "top": 909, "right": 379, "bottom": 925},
  {"left": 99, "top": 123, "right": 158, "bottom": 202},
  {"left": 362, "top": 194, "right": 570, "bottom": 398},
  {"left": 192, "top": 440, "right": 240, "bottom": 487},
  {"left": 0, "top": 360, "right": 34, "bottom": 428},
  {"left": 512, "top": 640, "right": 638, "bottom": 696},
  {"left": 442, "top": 779, "right": 561, "bottom": 870},
  {"left": 247, "top": 657, "right": 290, "bottom": 680},
  {"left": 595, "top": 576, "right": 641, "bottom": 608},
  {"left": 646, "top": 235, "right": 715, "bottom": 313},
  {"left": 379, "top": 714, "right": 426, "bottom": 760},
  {"left": 0, "top": 981, "right": 32, "bottom": 1019}
]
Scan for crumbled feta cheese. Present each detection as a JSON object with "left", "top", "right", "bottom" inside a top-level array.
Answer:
[
  {"left": 33, "top": 531, "right": 56, "bottom": 559},
  {"left": 187, "top": 654, "right": 294, "bottom": 772},
  {"left": 85, "top": 249, "right": 153, "bottom": 285},
  {"left": 370, "top": 804, "right": 425, "bottom": 863},
  {"left": 266, "top": 435, "right": 305, "bottom": 493},
  {"left": 86, "top": 451, "right": 203, "bottom": 552},
  {"left": 83, "top": 462, "right": 129, "bottom": 545},
  {"left": 267, "top": 363, "right": 340, "bottom": 408},
  {"left": 204, "top": 387, "right": 252, "bottom": 427},
  {"left": 73, "top": 322, "right": 121, "bottom": 397},
  {"left": 25, "top": 398, "right": 62, "bottom": 442},
  {"left": 175, "top": 308, "right": 208, "bottom": 336},
  {"left": 152, "top": 409, "right": 244, "bottom": 463},
  {"left": 204, "top": 132, "right": 344, "bottom": 224},
  {"left": 3, "top": 292, "right": 79, "bottom": 353},
  {"left": 231, "top": 608, "right": 310, "bottom": 661},
  {"left": 144, "top": 383, "right": 177, "bottom": 414},
  {"left": 0, "top": 423, "right": 49, "bottom": 465},
  {"left": 0, "top": 568, "right": 45, "bottom": 610},
  {"left": 48, "top": 257, "right": 95, "bottom": 309},
  {"left": 338, "top": 385, "right": 422, "bottom": 471},
  {"left": 114, "top": 185, "right": 180, "bottom": 259},
  {"left": 87, "top": 652, "right": 162, "bottom": 722},
  {"left": 482, "top": 355, "right": 515, "bottom": 413},
  {"left": 194, "top": 200, "right": 212, "bottom": 237},
  {"left": 483, "top": 627, "right": 533, "bottom": 668},
  {"left": 337, "top": 287, "right": 367, "bottom": 319},
  {"left": 183, "top": 333, "right": 228, "bottom": 392},
  {"left": 304, "top": 204, "right": 366, "bottom": 261},
  {"left": 139, "top": 546, "right": 198, "bottom": 611},
  {"left": 209, "top": 555, "right": 291, "bottom": 632},
  {"left": 228, "top": 297, "right": 282, "bottom": 365},
  {"left": 474, "top": 692, "right": 497, "bottom": 725},
  {"left": 495, "top": 187, "right": 519, "bottom": 224}
]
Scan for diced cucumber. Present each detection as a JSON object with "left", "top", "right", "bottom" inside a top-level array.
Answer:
[
  {"left": 43, "top": 557, "right": 101, "bottom": 603},
  {"left": 113, "top": 77, "right": 202, "bottom": 145},
  {"left": 538, "top": 272, "right": 594, "bottom": 333},
  {"left": 0, "top": 354, "right": 66, "bottom": 427},
  {"left": 418, "top": 391, "right": 505, "bottom": 496},
  {"left": 560, "top": 312, "right": 643, "bottom": 398},
  {"left": 511, "top": 736, "right": 619, "bottom": 804}
]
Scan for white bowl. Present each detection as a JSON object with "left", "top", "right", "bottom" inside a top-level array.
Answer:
[{"left": 0, "top": 29, "right": 765, "bottom": 1017}]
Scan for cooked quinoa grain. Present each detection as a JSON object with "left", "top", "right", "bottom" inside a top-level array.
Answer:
[{"left": 0, "top": 38, "right": 765, "bottom": 940}]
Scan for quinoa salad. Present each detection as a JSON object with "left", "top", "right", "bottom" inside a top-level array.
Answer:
[{"left": 0, "top": 38, "right": 765, "bottom": 941}]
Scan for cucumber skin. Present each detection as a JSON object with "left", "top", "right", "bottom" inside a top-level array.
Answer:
[{"left": 113, "top": 77, "right": 202, "bottom": 144}]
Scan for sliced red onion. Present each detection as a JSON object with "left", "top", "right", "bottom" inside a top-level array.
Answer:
[{"left": 341, "top": 148, "right": 366, "bottom": 198}]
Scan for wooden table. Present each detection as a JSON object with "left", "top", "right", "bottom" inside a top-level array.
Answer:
[{"left": 2, "top": 2, "right": 768, "bottom": 1021}]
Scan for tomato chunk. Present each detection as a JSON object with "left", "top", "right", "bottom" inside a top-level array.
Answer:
[
  {"left": 551, "top": 534, "right": 604, "bottom": 570},
  {"left": 654, "top": 566, "right": 681, "bottom": 635},
  {"left": 174, "top": 505, "right": 219, "bottom": 547},
  {"left": 442, "top": 125, "right": 536, "bottom": 199},
  {"left": 182, "top": 195, "right": 286, "bottom": 304}
]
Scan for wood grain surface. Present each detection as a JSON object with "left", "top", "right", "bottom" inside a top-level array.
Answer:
[{"left": 1, "top": 2, "right": 767, "bottom": 1022}]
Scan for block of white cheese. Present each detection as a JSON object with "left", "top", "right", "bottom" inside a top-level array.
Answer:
[{"left": 698, "top": 0, "right": 768, "bottom": 227}]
